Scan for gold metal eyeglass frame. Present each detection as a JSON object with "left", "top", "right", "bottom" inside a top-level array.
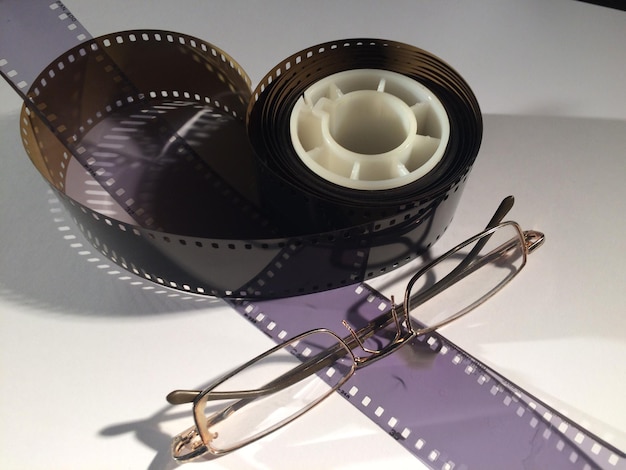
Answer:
[{"left": 166, "top": 196, "right": 545, "bottom": 460}]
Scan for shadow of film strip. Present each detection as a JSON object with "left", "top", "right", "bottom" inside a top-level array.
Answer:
[{"left": 47, "top": 193, "right": 211, "bottom": 303}]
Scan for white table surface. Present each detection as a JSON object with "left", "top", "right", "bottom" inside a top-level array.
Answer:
[{"left": 1, "top": 1, "right": 625, "bottom": 469}]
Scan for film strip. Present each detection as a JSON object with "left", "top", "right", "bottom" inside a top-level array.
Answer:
[
  {"left": 231, "top": 287, "right": 626, "bottom": 470},
  {"left": 5, "top": 2, "right": 623, "bottom": 469},
  {"left": 1, "top": 1, "right": 481, "bottom": 299}
]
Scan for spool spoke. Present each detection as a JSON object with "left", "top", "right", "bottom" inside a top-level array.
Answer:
[
  {"left": 350, "top": 162, "right": 361, "bottom": 180},
  {"left": 306, "top": 146, "right": 326, "bottom": 164},
  {"left": 296, "top": 108, "right": 326, "bottom": 152},
  {"left": 328, "top": 83, "right": 344, "bottom": 100},
  {"left": 408, "top": 135, "right": 441, "bottom": 170},
  {"left": 411, "top": 102, "right": 432, "bottom": 134},
  {"left": 392, "top": 161, "right": 411, "bottom": 177}
]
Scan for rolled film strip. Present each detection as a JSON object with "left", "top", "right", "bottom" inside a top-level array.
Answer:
[
  {"left": 2, "top": 1, "right": 481, "bottom": 299},
  {"left": 232, "top": 286, "right": 626, "bottom": 470}
]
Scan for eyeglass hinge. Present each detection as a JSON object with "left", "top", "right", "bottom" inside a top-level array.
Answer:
[{"left": 523, "top": 230, "right": 545, "bottom": 253}]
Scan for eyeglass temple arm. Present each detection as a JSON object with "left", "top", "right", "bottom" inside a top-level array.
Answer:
[
  {"left": 405, "top": 195, "right": 515, "bottom": 315},
  {"left": 166, "top": 341, "right": 348, "bottom": 405},
  {"left": 405, "top": 199, "right": 544, "bottom": 338},
  {"left": 167, "top": 390, "right": 202, "bottom": 405},
  {"left": 167, "top": 388, "right": 276, "bottom": 405}
]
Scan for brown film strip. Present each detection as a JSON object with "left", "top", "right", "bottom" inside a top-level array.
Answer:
[{"left": 15, "top": 30, "right": 482, "bottom": 298}]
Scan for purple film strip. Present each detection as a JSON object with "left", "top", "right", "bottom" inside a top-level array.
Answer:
[
  {"left": 229, "top": 285, "right": 625, "bottom": 470},
  {"left": 0, "top": 1, "right": 92, "bottom": 95}
]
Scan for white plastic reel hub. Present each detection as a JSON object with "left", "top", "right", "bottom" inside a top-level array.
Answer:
[{"left": 290, "top": 69, "right": 450, "bottom": 190}]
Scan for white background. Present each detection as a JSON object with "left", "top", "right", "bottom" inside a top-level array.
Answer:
[{"left": 1, "top": 1, "right": 625, "bottom": 469}]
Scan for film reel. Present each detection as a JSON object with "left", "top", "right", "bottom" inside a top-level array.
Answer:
[{"left": 15, "top": 31, "right": 481, "bottom": 298}]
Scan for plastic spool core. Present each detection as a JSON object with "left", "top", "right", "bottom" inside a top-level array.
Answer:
[{"left": 290, "top": 69, "right": 450, "bottom": 190}]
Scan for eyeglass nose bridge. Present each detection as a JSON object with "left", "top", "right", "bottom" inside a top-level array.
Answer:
[{"left": 342, "top": 296, "right": 416, "bottom": 366}]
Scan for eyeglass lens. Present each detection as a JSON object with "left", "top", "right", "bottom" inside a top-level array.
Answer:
[
  {"left": 194, "top": 330, "right": 355, "bottom": 454},
  {"left": 407, "top": 223, "right": 526, "bottom": 332}
]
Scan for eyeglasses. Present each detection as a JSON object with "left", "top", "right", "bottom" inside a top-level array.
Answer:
[{"left": 166, "top": 197, "right": 545, "bottom": 461}]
